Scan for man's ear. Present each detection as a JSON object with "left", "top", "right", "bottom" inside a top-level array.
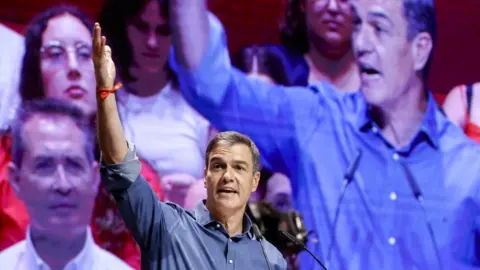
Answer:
[
  {"left": 203, "top": 168, "right": 207, "bottom": 188},
  {"left": 251, "top": 171, "right": 261, "bottom": 192},
  {"left": 91, "top": 161, "right": 101, "bottom": 194},
  {"left": 411, "top": 32, "right": 433, "bottom": 73},
  {"left": 8, "top": 162, "right": 21, "bottom": 196}
]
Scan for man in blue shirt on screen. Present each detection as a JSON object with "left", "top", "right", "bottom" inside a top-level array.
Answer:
[{"left": 168, "top": 0, "right": 480, "bottom": 269}]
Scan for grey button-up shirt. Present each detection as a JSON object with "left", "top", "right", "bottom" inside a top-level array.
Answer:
[{"left": 100, "top": 142, "right": 287, "bottom": 270}]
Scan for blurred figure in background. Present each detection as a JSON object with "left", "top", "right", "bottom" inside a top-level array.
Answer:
[
  {"left": 0, "top": 25, "right": 24, "bottom": 221},
  {"left": 443, "top": 82, "right": 480, "bottom": 143},
  {"left": 257, "top": 172, "right": 293, "bottom": 212},
  {"left": 99, "top": 0, "right": 214, "bottom": 206},
  {"left": 279, "top": 0, "right": 359, "bottom": 90},
  {"left": 0, "top": 24, "right": 24, "bottom": 131},
  {"left": 0, "top": 99, "right": 131, "bottom": 270},
  {"left": 232, "top": 45, "right": 292, "bottom": 86},
  {"left": 0, "top": 5, "right": 162, "bottom": 268}
]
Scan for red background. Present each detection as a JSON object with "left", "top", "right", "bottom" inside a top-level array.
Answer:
[{"left": 1, "top": 0, "right": 479, "bottom": 100}]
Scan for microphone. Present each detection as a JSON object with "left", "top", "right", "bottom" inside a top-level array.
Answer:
[
  {"left": 326, "top": 149, "right": 363, "bottom": 264},
  {"left": 252, "top": 224, "right": 272, "bottom": 270},
  {"left": 281, "top": 231, "right": 328, "bottom": 270},
  {"left": 400, "top": 161, "right": 443, "bottom": 270}
]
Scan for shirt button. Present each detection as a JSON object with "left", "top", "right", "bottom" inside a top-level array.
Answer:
[
  {"left": 372, "top": 126, "right": 378, "bottom": 133},
  {"left": 216, "top": 224, "right": 220, "bottom": 228},
  {"left": 392, "top": 153, "right": 399, "bottom": 161},
  {"left": 229, "top": 259, "right": 233, "bottom": 264},
  {"left": 389, "top": 192, "right": 397, "bottom": 201},
  {"left": 229, "top": 239, "right": 232, "bottom": 242},
  {"left": 388, "top": 237, "right": 396, "bottom": 245}
]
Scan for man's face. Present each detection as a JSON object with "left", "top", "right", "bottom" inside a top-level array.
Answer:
[
  {"left": 204, "top": 143, "right": 260, "bottom": 214},
  {"left": 304, "top": 0, "right": 353, "bottom": 49},
  {"left": 40, "top": 14, "right": 96, "bottom": 117},
  {"left": 9, "top": 114, "right": 99, "bottom": 237},
  {"left": 352, "top": 0, "right": 417, "bottom": 107}
]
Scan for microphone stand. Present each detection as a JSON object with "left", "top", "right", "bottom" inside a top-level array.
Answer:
[
  {"left": 417, "top": 195, "right": 443, "bottom": 270},
  {"left": 281, "top": 231, "right": 328, "bottom": 270},
  {"left": 326, "top": 150, "right": 362, "bottom": 266},
  {"left": 400, "top": 161, "right": 443, "bottom": 270},
  {"left": 252, "top": 224, "right": 272, "bottom": 270}
]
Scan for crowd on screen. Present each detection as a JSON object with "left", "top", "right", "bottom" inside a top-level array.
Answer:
[{"left": 0, "top": 0, "right": 479, "bottom": 269}]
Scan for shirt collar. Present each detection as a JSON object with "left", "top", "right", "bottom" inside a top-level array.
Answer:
[
  {"left": 193, "top": 200, "right": 254, "bottom": 239},
  {"left": 356, "top": 91, "right": 441, "bottom": 149},
  {"left": 25, "top": 227, "right": 95, "bottom": 270}
]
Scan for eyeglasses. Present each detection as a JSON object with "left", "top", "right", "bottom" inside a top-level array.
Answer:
[{"left": 40, "top": 40, "right": 92, "bottom": 66}]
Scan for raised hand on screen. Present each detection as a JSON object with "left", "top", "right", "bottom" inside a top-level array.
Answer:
[{"left": 92, "top": 23, "right": 116, "bottom": 89}]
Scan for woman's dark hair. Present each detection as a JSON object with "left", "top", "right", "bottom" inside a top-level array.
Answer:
[
  {"left": 19, "top": 5, "right": 93, "bottom": 101},
  {"left": 98, "top": 0, "right": 174, "bottom": 84},
  {"left": 280, "top": 0, "right": 309, "bottom": 55},
  {"left": 232, "top": 45, "right": 293, "bottom": 87}
]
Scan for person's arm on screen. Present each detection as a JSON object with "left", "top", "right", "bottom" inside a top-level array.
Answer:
[
  {"left": 169, "top": 0, "right": 209, "bottom": 70},
  {"left": 93, "top": 23, "right": 179, "bottom": 253},
  {"left": 169, "top": 1, "right": 325, "bottom": 172}
]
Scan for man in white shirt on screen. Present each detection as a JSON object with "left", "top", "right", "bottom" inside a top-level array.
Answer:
[
  {"left": 0, "top": 23, "right": 24, "bottom": 131},
  {"left": 0, "top": 99, "right": 131, "bottom": 270}
]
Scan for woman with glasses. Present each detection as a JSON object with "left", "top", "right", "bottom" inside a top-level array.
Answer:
[
  {"left": 0, "top": 5, "right": 163, "bottom": 269},
  {"left": 98, "top": 0, "right": 215, "bottom": 207}
]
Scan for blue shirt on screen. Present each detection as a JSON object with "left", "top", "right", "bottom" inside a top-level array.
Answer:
[
  {"left": 101, "top": 142, "right": 286, "bottom": 270},
  {"left": 169, "top": 13, "right": 480, "bottom": 270}
]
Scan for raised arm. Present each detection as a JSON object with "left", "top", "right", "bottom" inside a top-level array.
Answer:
[
  {"left": 169, "top": 0, "right": 209, "bottom": 70},
  {"left": 93, "top": 23, "right": 180, "bottom": 254},
  {"left": 169, "top": 3, "right": 332, "bottom": 172},
  {"left": 92, "top": 23, "right": 128, "bottom": 164}
]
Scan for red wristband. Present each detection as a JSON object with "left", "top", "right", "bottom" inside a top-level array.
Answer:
[{"left": 97, "top": 82, "right": 123, "bottom": 99}]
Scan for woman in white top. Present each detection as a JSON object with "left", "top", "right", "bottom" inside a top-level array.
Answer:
[
  {"left": 99, "top": 0, "right": 214, "bottom": 206},
  {"left": 0, "top": 24, "right": 24, "bottom": 131}
]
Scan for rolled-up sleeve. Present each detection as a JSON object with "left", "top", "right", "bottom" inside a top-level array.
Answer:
[
  {"left": 100, "top": 141, "right": 140, "bottom": 198},
  {"left": 100, "top": 142, "right": 181, "bottom": 254}
]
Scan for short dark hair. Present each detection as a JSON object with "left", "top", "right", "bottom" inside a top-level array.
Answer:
[
  {"left": 205, "top": 131, "right": 261, "bottom": 173},
  {"left": 19, "top": 5, "right": 93, "bottom": 101},
  {"left": 98, "top": 0, "right": 174, "bottom": 84},
  {"left": 403, "top": 0, "right": 437, "bottom": 79},
  {"left": 280, "top": 0, "right": 309, "bottom": 55},
  {"left": 11, "top": 98, "right": 95, "bottom": 166},
  {"left": 232, "top": 45, "right": 293, "bottom": 86}
]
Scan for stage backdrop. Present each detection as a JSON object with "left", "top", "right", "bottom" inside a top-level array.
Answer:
[{"left": 0, "top": 0, "right": 479, "bottom": 97}]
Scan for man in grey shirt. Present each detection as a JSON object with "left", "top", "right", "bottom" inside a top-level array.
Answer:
[{"left": 91, "top": 22, "right": 286, "bottom": 270}]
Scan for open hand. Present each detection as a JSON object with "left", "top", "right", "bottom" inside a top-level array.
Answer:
[{"left": 92, "top": 23, "right": 116, "bottom": 89}]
